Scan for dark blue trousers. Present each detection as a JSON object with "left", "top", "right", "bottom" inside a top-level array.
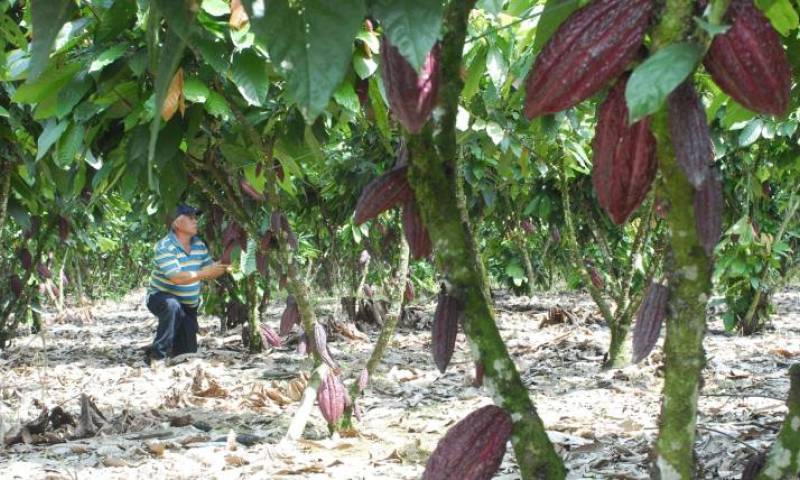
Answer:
[{"left": 146, "top": 291, "right": 199, "bottom": 359}]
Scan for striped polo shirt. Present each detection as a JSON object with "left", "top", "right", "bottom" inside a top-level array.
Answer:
[{"left": 148, "top": 232, "right": 212, "bottom": 306}]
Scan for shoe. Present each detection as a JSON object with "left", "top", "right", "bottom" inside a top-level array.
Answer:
[{"left": 143, "top": 347, "right": 165, "bottom": 368}]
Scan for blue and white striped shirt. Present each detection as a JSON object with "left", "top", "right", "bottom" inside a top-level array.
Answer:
[{"left": 148, "top": 232, "right": 213, "bottom": 306}]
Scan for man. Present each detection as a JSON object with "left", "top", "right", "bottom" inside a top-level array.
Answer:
[{"left": 145, "top": 204, "right": 228, "bottom": 366}]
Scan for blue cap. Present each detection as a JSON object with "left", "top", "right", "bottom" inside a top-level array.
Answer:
[{"left": 168, "top": 204, "right": 202, "bottom": 225}]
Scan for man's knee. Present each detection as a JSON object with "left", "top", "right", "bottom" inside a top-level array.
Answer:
[{"left": 164, "top": 297, "right": 184, "bottom": 315}]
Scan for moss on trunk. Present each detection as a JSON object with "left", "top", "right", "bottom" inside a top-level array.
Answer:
[{"left": 755, "top": 364, "right": 800, "bottom": 479}]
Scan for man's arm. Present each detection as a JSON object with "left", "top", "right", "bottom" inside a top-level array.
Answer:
[{"left": 168, "top": 263, "right": 228, "bottom": 285}]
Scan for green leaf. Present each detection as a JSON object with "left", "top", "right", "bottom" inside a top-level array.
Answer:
[
  {"left": 56, "top": 72, "right": 93, "bottom": 119},
  {"left": 531, "top": 0, "right": 581, "bottom": 55},
  {"left": 89, "top": 44, "right": 127, "bottom": 73},
  {"left": 152, "top": 0, "right": 197, "bottom": 40},
  {"left": 243, "top": 0, "right": 366, "bottom": 120},
  {"left": 55, "top": 123, "right": 85, "bottom": 168},
  {"left": 205, "top": 91, "right": 232, "bottom": 120},
  {"left": 756, "top": 0, "right": 799, "bottom": 36},
  {"left": 693, "top": 17, "right": 731, "bottom": 37},
  {"left": 625, "top": 42, "right": 704, "bottom": 123},
  {"left": 505, "top": 263, "right": 526, "bottom": 286},
  {"left": 462, "top": 44, "right": 487, "bottom": 102},
  {"left": 36, "top": 120, "right": 68, "bottom": 161},
  {"left": 231, "top": 50, "right": 269, "bottom": 106},
  {"left": 202, "top": 0, "right": 230, "bottom": 17},
  {"left": 12, "top": 61, "right": 82, "bottom": 104},
  {"left": 183, "top": 78, "right": 210, "bottom": 103},
  {"left": 353, "top": 52, "right": 378, "bottom": 79},
  {"left": 28, "top": 0, "right": 77, "bottom": 81},
  {"left": 738, "top": 119, "right": 763, "bottom": 146},
  {"left": 371, "top": 0, "right": 443, "bottom": 71},
  {"left": 159, "top": 153, "right": 188, "bottom": 216},
  {"left": 95, "top": 0, "right": 137, "bottom": 44},
  {"left": 193, "top": 34, "right": 230, "bottom": 75},
  {"left": 241, "top": 238, "right": 258, "bottom": 275},
  {"left": 334, "top": 80, "right": 360, "bottom": 113}
]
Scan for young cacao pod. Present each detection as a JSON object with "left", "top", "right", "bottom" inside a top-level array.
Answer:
[
  {"left": 524, "top": 0, "right": 653, "bottom": 119},
  {"left": 58, "top": 216, "right": 70, "bottom": 241},
  {"left": 667, "top": 82, "right": 713, "bottom": 188},
  {"left": 279, "top": 295, "right": 299, "bottom": 336},
  {"left": 317, "top": 373, "right": 346, "bottom": 425},
  {"left": 258, "top": 324, "right": 282, "bottom": 348},
  {"left": 256, "top": 233, "right": 271, "bottom": 277},
  {"left": 354, "top": 166, "right": 413, "bottom": 225},
  {"left": 520, "top": 218, "right": 535, "bottom": 234},
  {"left": 592, "top": 76, "right": 657, "bottom": 225},
  {"left": 703, "top": 0, "right": 791, "bottom": 117},
  {"left": 379, "top": 39, "right": 441, "bottom": 133},
  {"left": 632, "top": 282, "right": 669, "bottom": 363},
  {"left": 402, "top": 201, "right": 432, "bottom": 260},
  {"left": 10, "top": 274, "right": 23, "bottom": 298},
  {"left": 422, "top": 405, "right": 513, "bottom": 480},
  {"left": 36, "top": 263, "right": 52, "bottom": 280},
  {"left": 18, "top": 248, "right": 32, "bottom": 271},
  {"left": 694, "top": 172, "right": 724, "bottom": 257},
  {"left": 432, "top": 292, "right": 462, "bottom": 373},
  {"left": 240, "top": 178, "right": 265, "bottom": 202},
  {"left": 313, "top": 322, "right": 338, "bottom": 370}
]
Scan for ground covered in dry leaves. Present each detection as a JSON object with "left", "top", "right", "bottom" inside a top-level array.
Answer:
[{"left": 2, "top": 287, "right": 799, "bottom": 479}]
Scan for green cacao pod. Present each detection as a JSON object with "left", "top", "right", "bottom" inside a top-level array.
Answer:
[
  {"left": 432, "top": 292, "right": 462, "bottom": 373},
  {"left": 592, "top": 76, "right": 657, "bottom": 225},
  {"left": 667, "top": 82, "right": 713, "bottom": 189},
  {"left": 631, "top": 282, "right": 669, "bottom": 363},
  {"left": 703, "top": 0, "right": 791, "bottom": 117},
  {"left": 402, "top": 201, "right": 432, "bottom": 260},
  {"left": 524, "top": 0, "right": 653, "bottom": 119},
  {"left": 694, "top": 172, "right": 724, "bottom": 257},
  {"left": 422, "top": 405, "right": 513, "bottom": 480},
  {"left": 317, "top": 373, "right": 346, "bottom": 425},
  {"left": 379, "top": 40, "right": 440, "bottom": 133},
  {"left": 354, "top": 166, "right": 413, "bottom": 225}
]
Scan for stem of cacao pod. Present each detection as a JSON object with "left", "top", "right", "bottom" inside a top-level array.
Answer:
[
  {"left": 648, "top": 1, "right": 731, "bottom": 476},
  {"left": 340, "top": 236, "right": 410, "bottom": 428},
  {"left": 404, "top": 1, "right": 565, "bottom": 478},
  {"left": 753, "top": 364, "right": 800, "bottom": 478}
]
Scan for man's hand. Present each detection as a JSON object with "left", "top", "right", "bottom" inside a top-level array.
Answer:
[{"left": 202, "top": 262, "right": 229, "bottom": 280}]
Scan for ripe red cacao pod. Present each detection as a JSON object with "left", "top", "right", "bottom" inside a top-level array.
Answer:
[
  {"left": 240, "top": 178, "right": 265, "bottom": 202},
  {"left": 592, "top": 76, "right": 657, "bottom": 225},
  {"left": 402, "top": 201, "right": 432, "bottom": 260},
  {"left": 10, "top": 274, "right": 23, "bottom": 298},
  {"left": 632, "top": 282, "right": 669, "bottom": 363},
  {"left": 18, "top": 248, "right": 32, "bottom": 271},
  {"left": 520, "top": 218, "right": 535, "bottom": 234},
  {"left": 379, "top": 40, "right": 440, "bottom": 133},
  {"left": 36, "top": 263, "right": 52, "bottom": 280},
  {"left": 256, "top": 233, "right": 271, "bottom": 277},
  {"left": 354, "top": 166, "right": 413, "bottom": 225},
  {"left": 280, "top": 296, "right": 299, "bottom": 336},
  {"left": 694, "top": 172, "right": 724, "bottom": 257},
  {"left": 667, "top": 82, "right": 714, "bottom": 189},
  {"left": 703, "top": 0, "right": 791, "bottom": 117},
  {"left": 313, "top": 322, "right": 338, "bottom": 370},
  {"left": 524, "top": 0, "right": 653, "bottom": 119},
  {"left": 422, "top": 405, "right": 513, "bottom": 480},
  {"left": 317, "top": 373, "right": 346, "bottom": 425},
  {"left": 258, "top": 324, "right": 282, "bottom": 348},
  {"left": 432, "top": 292, "right": 462, "bottom": 374}
]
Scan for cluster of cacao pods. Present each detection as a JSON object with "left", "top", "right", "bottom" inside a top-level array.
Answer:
[
  {"left": 432, "top": 289, "right": 464, "bottom": 374},
  {"left": 524, "top": 0, "right": 790, "bottom": 249},
  {"left": 422, "top": 405, "right": 513, "bottom": 480},
  {"left": 353, "top": 163, "right": 432, "bottom": 259},
  {"left": 271, "top": 210, "right": 298, "bottom": 250}
]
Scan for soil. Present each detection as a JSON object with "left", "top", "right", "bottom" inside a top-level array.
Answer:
[{"left": 2, "top": 287, "right": 798, "bottom": 479}]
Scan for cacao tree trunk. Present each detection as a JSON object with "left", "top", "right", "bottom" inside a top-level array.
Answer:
[
  {"left": 0, "top": 156, "right": 11, "bottom": 247},
  {"left": 405, "top": 1, "right": 565, "bottom": 477},
  {"left": 246, "top": 274, "right": 261, "bottom": 353},
  {"left": 753, "top": 364, "right": 800, "bottom": 479},
  {"left": 649, "top": 1, "right": 730, "bottom": 475}
]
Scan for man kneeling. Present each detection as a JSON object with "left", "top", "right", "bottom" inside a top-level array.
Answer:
[{"left": 145, "top": 204, "right": 228, "bottom": 366}]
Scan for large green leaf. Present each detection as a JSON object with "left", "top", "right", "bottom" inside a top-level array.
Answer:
[
  {"left": 12, "top": 61, "right": 82, "bottom": 104},
  {"left": 55, "top": 123, "right": 85, "bottom": 167},
  {"left": 531, "top": 0, "right": 581, "bottom": 55},
  {"left": 95, "top": 0, "right": 137, "bottom": 44},
  {"left": 36, "top": 119, "right": 68, "bottom": 161},
  {"left": 159, "top": 154, "right": 188, "bottom": 215},
  {"left": 371, "top": 0, "right": 443, "bottom": 71},
  {"left": 625, "top": 42, "right": 704, "bottom": 123},
  {"left": 28, "top": 0, "right": 77, "bottom": 81},
  {"left": 231, "top": 50, "right": 269, "bottom": 106},
  {"left": 243, "top": 0, "right": 365, "bottom": 120},
  {"left": 88, "top": 44, "right": 128, "bottom": 73},
  {"left": 756, "top": 0, "right": 799, "bottom": 36}
]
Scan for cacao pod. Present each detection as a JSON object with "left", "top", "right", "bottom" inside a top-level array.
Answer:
[
  {"left": 402, "top": 201, "right": 432, "bottom": 260},
  {"left": 357, "top": 368, "right": 369, "bottom": 393},
  {"left": 36, "top": 263, "right": 52, "bottom": 280},
  {"left": 280, "top": 296, "right": 299, "bottom": 336},
  {"left": 404, "top": 280, "right": 415, "bottom": 303},
  {"left": 432, "top": 292, "right": 462, "bottom": 373},
  {"left": 220, "top": 243, "right": 235, "bottom": 265},
  {"left": 354, "top": 166, "right": 413, "bottom": 225},
  {"left": 362, "top": 284, "right": 374, "bottom": 298},
  {"left": 317, "top": 373, "right": 346, "bottom": 425},
  {"left": 256, "top": 233, "right": 270, "bottom": 277},
  {"left": 258, "top": 324, "right": 282, "bottom": 348},
  {"left": 694, "top": 172, "right": 724, "bottom": 257},
  {"left": 58, "top": 216, "right": 70, "bottom": 241},
  {"left": 472, "top": 361, "right": 484, "bottom": 388},
  {"left": 422, "top": 405, "right": 513, "bottom": 480},
  {"left": 589, "top": 267, "right": 604, "bottom": 290},
  {"left": 313, "top": 322, "right": 338, "bottom": 370},
  {"left": 297, "top": 332, "right": 309, "bottom": 356},
  {"left": 520, "top": 218, "right": 535, "bottom": 234},
  {"left": 9, "top": 274, "right": 23, "bottom": 298},
  {"left": 524, "top": 0, "right": 653, "bottom": 119},
  {"left": 379, "top": 39, "right": 440, "bottom": 133},
  {"left": 631, "top": 282, "right": 669, "bottom": 363},
  {"left": 18, "top": 248, "right": 32, "bottom": 271},
  {"left": 240, "top": 178, "right": 265, "bottom": 202},
  {"left": 592, "top": 76, "right": 657, "bottom": 225},
  {"left": 703, "top": 0, "right": 791, "bottom": 117},
  {"left": 667, "top": 82, "right": 713, "bottom": 188}
]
